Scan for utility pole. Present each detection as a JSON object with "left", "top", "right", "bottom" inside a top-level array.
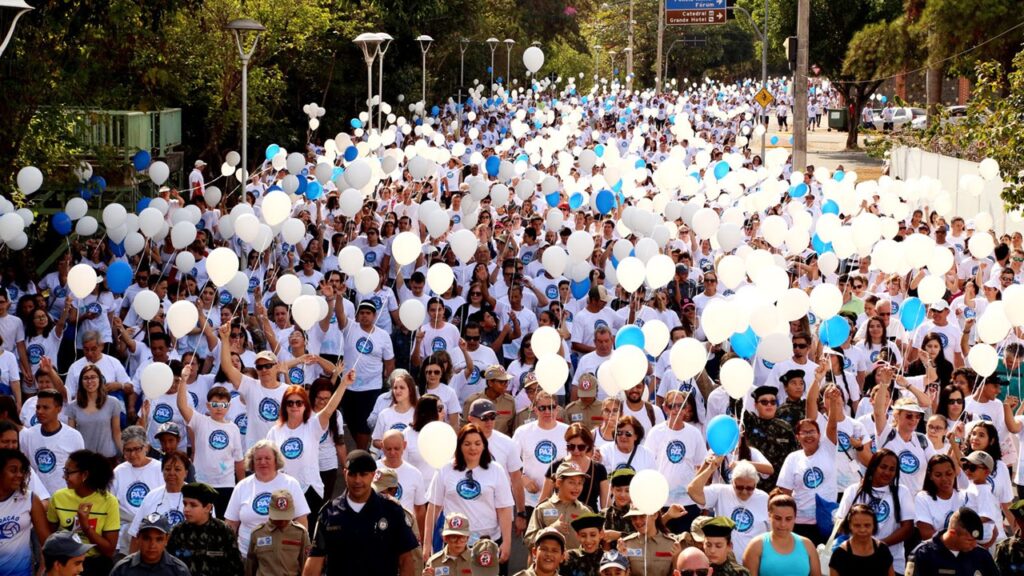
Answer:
[
  {"left": 793, "top": 0, "right": 809, "bottom": 169},
  {"left": 655, "top": 0, "right": 665, "bottom": 93},
  {"left": 627, "top": 0, "right": 634, "bottom": 90}
]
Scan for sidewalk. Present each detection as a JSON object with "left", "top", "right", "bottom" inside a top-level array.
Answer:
[{"left": 759, "top": 121, "right": 886, "bottom": 180}]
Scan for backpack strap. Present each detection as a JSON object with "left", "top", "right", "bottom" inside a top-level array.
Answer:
[
  {"left": 645, "top": 403, "right": 656, "bottom": 429},
  {"left": 881, "top": 428, "right": 898, "bottom": 448}
]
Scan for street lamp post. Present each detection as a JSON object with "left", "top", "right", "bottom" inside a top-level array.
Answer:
[
  {"left": 608, "top": 50, "right": 616, "bottom": 84},
  {"left": 375, "top": 33, "right": 393, "bottom": 131},
  {"left": 225, "top": 18, "right": 266, "bottom": 184},
  {"left": 0, "top": 0, "right": 32, "bottom": 58},
  {"left": 353, "top": 33, "right": 383, "bottom": 131},
  {"left": 623, "top": 47, "right": 632, "bottom": 90},
  {"left": 486, "top": 37, "right": 499, "bottom": 96},
  {"left": 458, "top": 38, "right": 470, "bottom": 137},
  {"left": 503, "top": 38, "right": 515, "bottom": 88},
  {"left": 415, "top": 35, "right": 433, "bottom": 106},
  {"left": 593, "top": 45, "right": 602, "bottom": 86}
]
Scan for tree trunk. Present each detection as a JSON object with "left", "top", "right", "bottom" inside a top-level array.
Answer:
[
  {"left": 926, "top": 62, "right": 943, "bottom": 125},
  {"left": 845, "top": 86, "right": 862, "bottom": 150}
]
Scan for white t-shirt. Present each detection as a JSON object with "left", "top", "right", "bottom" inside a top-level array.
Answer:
[
  {"left": 372, "top": 406, "right": 415, "bottom": 443},
  {"left": 621, "top": 403, "right": 665, "bottom": 436},
  {"left": 342, "top": 324, "right": 394, "bottom": 392},
  {"left": 512, "top": 421, "right": 568, "bottom": 508},
  {"left": 188, "top": 412, "right": 244, "bottom": 488},
  {"left": 112, "top": 459, "right": 165, "bottom": 553},
  {"left": 424, "top": 384, "right": 462, "bottom": 418},
  {"left": 961, "top": 481, "right": 1001, "bottom": 542},
  {"left": 486, "top": 431, "right": 524, "bottom": 474},
  {"left": 702, "top": 484, "right": 769, "bottom": 557},
  {"left": 0, "top": 488, "right": 35, "bottom": 575},
  {"left": 265, "top": 418, "right": 326, "bottom": 496},
  {"left": 598, "top": 443, "right": 657, "bottom": 473},
  {"left": 317, "top": 412, "right": 344, "bottom": 471},
  {"left": 20, "top": 423, "right": 84, "bottom": 495},
  {"left": 146, "top": 392, "right": 189, "bottom": 451},
  {"left": 837, "top": 483, "right": 915, "bottom": 574},
  {"left": 914, "top": 490, "right": 962, "bottom": 534},
  {"left": 644, "top": 423, "right": 707, "bottom": 505},
  {"left": 876, "top": 426, "right": 937, "bottom": 494},
  {"left": 225, "top": 472, "right": 310, "bottom": 557},
  {"left": 776, "top": 439, "right": 839, "bottom": 524},
  {"left": 427, "top": 462, "right": 514, "bottom": 540},
  {"left": 127, "top": 487, "right": 185, "bottom": 537},
  {"left": 237, "top": 376, "right": 285, "bottom": 449}
]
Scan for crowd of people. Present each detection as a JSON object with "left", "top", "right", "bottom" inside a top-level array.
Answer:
[{"left": 2, "top": 73, "right": 1021, "bottom": 576}]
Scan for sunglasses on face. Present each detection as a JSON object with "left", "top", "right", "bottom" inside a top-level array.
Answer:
[
  {"left": 680, "top": 570, "right": 710, "bottom": 576},
  {"left": 963, "top": 463, "right": 981, "bottom": 473},
  {"left": 566, "top": 443, "right": 588, "bottom": 452},
  {"left": 734, "top": 484, "right": 755, "bottom": 493},
  {"left": 478, "top": 413, "right": 497, "bottom": 422},
  {"left": 615, "top": 430, "right": 634, "bottom": 438},
  {"left": 425, "top": 369, "right": 442, "bottom": 376},
  {"left": 793, "top": 343, "right": 809, "bottom": 349},
  {"left": 537, "top": 404, "right": 557, "bottom": 412},
  {"left": 256, "top": 364, "right": 274, "bottom": 371},
  {"left": 285, "top": 399, "right": 305, "bottom": 407},
  {"left": 948, "top": 398, "right": 964, "bottom": 405}
]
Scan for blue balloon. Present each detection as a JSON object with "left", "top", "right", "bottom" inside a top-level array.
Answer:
[
  {"left": 486, "top": 66, "right": 493, "bottom": 74},
  {"left": 833, "top": 170, "right": 845, "bottom": 182},
  {"left": 770, "top": 136, "right": 779, "bottom": 145},
  {"left": 545, "top": 192, "right": 561, "bottom": 207},
  {"left": 900, "top": 297, "right": 927, "bottom": 331},
  {"left": 570, "top": 277, "right": 590, "bottom": 299},
  {"left": 812, "top": 234, "right": 833, "bottom": 254},
  {"left": 880, "top": 95, "right": 888, "bottom": 104},
  {"left": 729, "top": 327, "right": 760, "bottom": 359},
  {"left": 615, "top": 325, "right": 645, "bottom": 350},
  {"left": 133, "top": 150, "right": 151, "bottom": 171},
  {"left": 485, "top": 155, "right": 500, "bottom": 177},
  {"left": 106, "top": 261, "right": 133, "bottom": 294},
  {"left": 595, "top": 190, "right": 615, "bottom": 215},
  {"left": 332, "top": 167, "right": 344, "bottom": 180},
  {"left": 635, "top": 159, "right": 646, "bottom": 169},
  {"left": 822, "top": 200, "right": 839, "bottom": 215},
  {"left": 296, "top": 177, "right": 308, "bottom": 196},
  {"left": 265, "top": 144, "right": 281, "bottom": 161},
  {"left": 569, "top": 193, "right": 584, "bottom": 210},
  {"left": 89, "top": 175, "right": 107, "bottom": 191},
  {"left": 818, "top": 315, "right": 850, "bottom": 347},
  {"left": 52, "top": 212, "right": 72, "bottom": 236},
  {"left": 350, "top": 118, "right": 363, "bottom": 129},
  {"left": 344, "top": 146, "right": 358, "bottom": 162},
  {"left": 594, "top": 144, "right": 605, "bottom": 158},
  {"left": 713, "top": 161, "right": 731, "bottom": 180},
  {"left": 306, "top": 181, "right": 323, "bottom": 200},
  {"left": 108, "top": 240, "right": 125, "bottom": 258},
  {"left": 611, "top": 179, "right": 623, "bottom": 193},
  {"left": 136, "top": 197, "right": 151, "bottom": 212},
  {"left": 790, "top": 183, "right": 809, "bottom": 198},
  {"left": 431, "top": 105, "right": 440, "bottom": 117},
  {"left": 706, "top": 415, "right": 740, "bottom": 456}
]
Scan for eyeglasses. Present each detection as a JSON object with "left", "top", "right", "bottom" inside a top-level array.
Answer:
[
  {"left": 734, "top": 485, "right": 755, "bottom": 493},
  {"left": 948, "top": 398, "right": 964, "bottom": 405},
  {"left": 566, "top": 443, "right": 589, "bottom": 452},
  {"left": 285, "top": 399, "right": 305, "bottom": 407},
  {"left": 537, "top": 404, "right": 557, "bottom": 412},
  {"left": 757, "top": 399, "right": 777, "bottom": 406},
  {"left": 615, "top": 430, "right": 634, "bottom": 438},
  {"left": 470, "top": 292, "right": 483, "bottom": 297},
  {"left": 425, "top": 369, "right": 442, "bottom": 376},
  {"left": 256, "top": 364, "right": 275, "bottom": 371},
  {"left": 464, "top": 335, "right": 480, "bottom": 341},
  {"left": 63, "top": 468, "right": 81, "bottom": 477},
  {"left": 210, "top": 401, "right": 229, "bottom": 409},
  {"left": 680, "top": 570, "right": 711, "bottom": 576}
]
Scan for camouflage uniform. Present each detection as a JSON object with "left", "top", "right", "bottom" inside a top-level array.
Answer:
[
  {"left": 742, "top": 412, "right": 797, "bottom": 491},
  {"left": 603, "top": 503, "right": 635, "bottom": 544},
  {"left": 995, "top": 535, "right": 1024, "bottom": 575},
  {"left": 559, "top": 548, "right": 602, "bottom": 576},
  {"left": 166, "top": 516, "right": 244, "bottom": 576},
  {"left": 711, "top": 560, "right": 751, "bottom": 576},
  {"left": 775, "top": 400, "right": 806, "bottom": 431}
]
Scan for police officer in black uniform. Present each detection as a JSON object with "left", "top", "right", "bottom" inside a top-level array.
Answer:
[
  {"left": 906, "top": 507, "right": 998, "bottom": 576},
  {"left": 302, "top": 450, "right": 419, "bottom": 576}
]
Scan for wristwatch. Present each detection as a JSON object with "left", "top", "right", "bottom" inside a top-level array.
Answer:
[{"left": 516, "top": 511, "right": 528, "bottom": 519}]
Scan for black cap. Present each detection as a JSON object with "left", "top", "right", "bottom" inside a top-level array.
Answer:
[
  {"left": 953, "top": 507, "right": 984, "bottom": 539},
  {"left": 779, "top": 370, "right": 805, "bottom": 385},
  {"left": 609, "top": 468, "right": 635, "bottom": 487},
  {"left": 700, "top": 516, "right": 736, "bottom": 539},
  {"left": 181, "top": 482, "right": 219, "bottom": 506},
  {"left": 752, "top": 385, "right": 777, "bottom": 400},
  {"left": 570, "top": 512, "right": 605, "bottom": 533},
  {"left": 347, "top": 450, "right": 377, "bottom": 474}
]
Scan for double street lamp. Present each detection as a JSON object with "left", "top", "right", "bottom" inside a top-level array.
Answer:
[
  {"left": 225, "top": 18, "right": 266, "bottom": 182},
  {"left": 353, "top": 32, "right": 383, "bottom": 131}
]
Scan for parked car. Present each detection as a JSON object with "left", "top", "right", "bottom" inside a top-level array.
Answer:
[{"left": 870, "top": 106, "right": 925, "bottom": 130}]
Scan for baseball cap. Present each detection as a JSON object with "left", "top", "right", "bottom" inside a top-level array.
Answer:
[
  {"left": 483, "top": 365, "right": 512, "bottom": 381},
  {"left": 522, "top": 372, "right": 539, "bottom": 389},
  {"left": 194, "top": 160, "right": 207, "bottom": 168},
  {"left": 181, "top": 482, "right": 219, "bottom": 506},
  {"left": 346, "top": 450, "right": 377, "bottom": 474},
  {"left": 555, "top": 461, "right": 590, "bottom": 479},
  {"left": 751, "top": 385, "right": 777, "bottom": 400},
  {"left": 268, "top": 489, "right": 295, "bottom": 521},
  {"left": 577, "top": 374, "right": 598, "bottom": 397},
  {"left": 961, "top": 451, "right": 995, "bottom": 471},
  {"left": 469, "top": 398, "right": 498, "bottom": 419},
  {"left": 623, "top": 506, "right": 648, "bottom": 518},
  {"left": 155, "top": 422, "right": 181, "bottom": 438},
  {"left": 472, "top": 540, "right": 500, "bottom": 576},
  {"left": 255, "top": 350, "right": 278, "bottom": 364},
  {"left": 42, "top": 532, "right": 94, "bottom": 559},
  {"left": 599, "top": 550, "right": 630, "bottom": 573},
  {"left": 372, "top": 468, "right": 400, "bottom": 492},
  {"left": 929, "top": 300, "right": 949, "bottom": 311},
  {"left": 442, "top": 512, "right": 471, "bottom": 537},
  {"left": 675, "top": 264, "right": 689, "bottom": 275},
  {"left": 954, "top": 507, "right": 984, "bottom": 538},
  {"left": 358, "top": 299, "right": 378, "bottom": 313},
  {"left": 534, "top": 527, "right": 566, "bottom": 549},
  {"left": 139, "top": 512, "right": 171, "bottom": 534},
  {"left": 688, "top": 515, "right": 715, "bottom": 542}
]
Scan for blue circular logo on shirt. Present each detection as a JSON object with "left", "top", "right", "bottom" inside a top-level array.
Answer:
[
  {"left": 356, "top": 337, "right": 374, "bottom": 355},
  {"left": 468, "top": 367, "right": 481, "bottom": 385},
  {"left": 802, "top": 467, "right": 824, "bottom": 489},
  {"left": 870, "top": 498, "right": 891, "bottom": 523},
  {"left": 371, "top": 296, "right": 383, "bottom": 311},
  {"left": 594, "top": 320, "right": 608, "bottom": 331},
  {"left": 891, "top": 301, "right": 901, "bottom": 314},
  {"left": 253, "top": 492, "right": 271, "bottom": 515},
  {"left": 731, "top": 507, "right": 754, "bottom": 532},
  {"left": 209, "top": 430, "right": 229, "bottom": 450},
  {"left": 35, "top": 449, "right": 56, "bottom": 474},
  {"left": 55, "top": 287, "right": 67, "bottom": 299},
  {"left": 535, "top": 440, "right": 556, "bottom": 464},
  {"left": 965, "top": 307, "right": 976, "bottom": 319},
  {"left": 937, "top": 334, "right": 949, "bottom": 349},
  {"left": 390, "top": 423, "right": 408, "bottom": 432},
  {"left": 807, "top": 312, "right": 817, "bottom": 325},
  {"left": 282, "top": 438, "right": 303, "bottom": 459},
  {"left": 249, "top": 277, "right": 260, "bottom": 293},
  {"left": 127, "top": 482, "right": 150, "bottom": 507},
  {"left": 218, "top": 291, "right": 232, "bottom": 305},
  {"left": 289, "top": 367, "right": 304, "bottom": 385},
  {"left": 899, "top": 451, "right": 920, "bottom": 474},
  {"left": 431, "top": 337, "right": 447, "bottom": 352},
  {"left": 258, "top": 398, "right": 280, "bottom": 422},
  {"left": 762, "top": 359, "right": 775, "bottom": 369},
  {"left": 870, "top": 350, "right": 880, "bottom": 362},
  {"left": 153, "top": 404, "right": 173, "bottom": 424},
  {"left": 456, "top": 478, "right": 482, "bottom": 500},
  {"left": 27, "top": 344, "right": 43, "bottom": 366},
  {"left": 666, "top": 440, "right": 686, "bottom": 464},
  {"left": 395, "top": 483, "right": 404, "bottom": 500},
  {"left": 546, "top": 286, "right": 558, "bottom": 299},
  {"left": 235, "top": 414, "right": 248, "bottom": 436},
  {"left": 188, "top": 392, "right": 199, "bottom": 408},
  {"left": 0, "top": 520, "right": 20, "bottom": 540},
  {"left": 365, "top": 252, "right": 377, "bottom": 263},
  {"left": 837, "top": 431, "right": 852, "bottom": 452}
]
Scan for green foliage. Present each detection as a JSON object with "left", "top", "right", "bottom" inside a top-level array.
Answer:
[{"left": 917, "top": 0, "right": 1021, "bottom": 78}]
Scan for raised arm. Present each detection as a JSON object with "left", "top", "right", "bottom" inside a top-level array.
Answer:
[
  {"left": 317, "top": 366, "right": 354, "bottom": 430},
  {"left": 218, "top": 324, "right": 243, "bottom": 389},
  {"left": 686, "top": 455, "right": 722, "bottom": 507},
  {"left": 176, "top": 362, "right": 195, "bottom": 424}
]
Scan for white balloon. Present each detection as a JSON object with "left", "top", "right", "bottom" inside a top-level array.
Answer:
[
  {"left": 630, "top": 469, "right": 669, "bottom": 514},
  {"left": 148, "top": 161, "right": 170, "bottom": 186},
  {"left": 670, "top": 338, "right": 706, "bottom": 380},
  {"left": 761, "top": 215, "right": 788, "bottom": 247},
  {"left": 68, "top": 264, "right": 97, "bottom": 299},
  {"left": 0, "top": 213, "right": 23, "bottom": 243},
  {"left": 16, "top": 166, "right": 43, "bottom": 195},
  {"left": 977, "top": 303, "right": 1011, "bottom": 345},
  {"left": 968, "top": 343, "right": 999, "bottom": 377},
  {"left": 139, "top": 208, "right": 165, "bottom": 238},
  {"left": 717, "top": 255, "right": 746, "bottom": 290},
  {"left": 205, "top": 186, "right": 223, "bottom": 207},
  {"left": 701, "top": 300, "right": 734, "bottom": 345},
  {"left": 917, "top": 275, "right": 946, "bottom": 305},
  {"left": 276, "top": 274, "right": 302, "bottom": 305},
  {"left": 809, "top": 284, "right": 842, "bottom": 319},
  {"left": 610, "top": 345, "right": 648, "bottom": 391},
  {"left": 167, "top": 300, "right": 199, "bottom": 339},
  {"left": 645, "top": 255, "right": 675, "bottom": 290},
  {"left": 567, "top": 231, "right": 594, "bottom": 262},
  {"left": 979, "top": 158, "right": 1000, "bottom": 181},
  {"left": 449, "top": 229, "right": 478, "bottom": 264},
  {"left": 291, "top": 295, "right": 321, "bottom": 330},
  {"left": 346, "top": 160, "right": 372, "bottom": 189},
  {"left": 338, "top": 246, "right": 364, "bottom": 275},
  {"left": 286, "top": 152, "right": 306, "bottom": 174},
  {"left": 418, "top": 421, "right": 457, "bottom": 468},
  {"left": 616, "top": 257, "right": 645, "bottom": 292},
  {"left": 426, "top": 263, "right": 454, "bottom": 295},
  {"left": 968, "top": 233, "right": 994, "bottom": 259},
  {"left": 65, "top": 197, "right": 88, "bottom": 221},
  {"left": 399, "top": 299, "right": 426, "bottom": 330},
  {"left": 101, "top": 204, "right": 127, "bottom": 230},
  {"left": 206, "top": 245, "right": 240, "bottom": 284},
  {"left": 536, "top": 354, "right": 569, "bottom": 395},
  {"left": 133, "top": 289, "right": 160, "bottom": 320},
  {"left": 175, "top": 251, "right": 195, "bottom": 275},
  {"left": 720, "top": 357, "right": 754, "bottom": 399},
  {"left": 392, "top": 232, "right": 422, "bottom": 266},
  {"left": 355, "top": 267, "right": 380, "bottom": 294},
  {"left": 532, "top": 326, "right": 563, "bottom": 357},
  {"left": 226, "top": 272, "right": 249, "bottom": 299},
  {"left": 124, "top": 232, "right": 146, "bottom": 257},
  {"left": 597, "top": 363, "right": 618, "bottom": 397},
  {"left": 171, "top": 221, "right": 197, "bottom": 250},
  {"left": 691, "top": 208, "right": 720, "bottom": 239},
  {"left": 234, "top": 214, "right": 260, "bottom": 244},
  {"left": 522, "top": 46, "right": 545, "bottom": 74},
  {"left": 262, "top": 192, "right": 292, "bottom": 227},
  {"left": 759, "top": 332, "right": 795, "bottom": 363},
  {"left": 279, "top": 218, "right": 305, "bottom": 246},
  {"left": 778, "top": 288, "right": 810, "bottom": 321},
  {"left": 541, "top": 246, "right": 569, "bottom": 277},
  {"left": 1005, "top": 284, "right": 1024, "bottom": 327},
  {"left": 641, "top": 320, "right": 670, "bottom": 356},
  {"left": 141, "top": 362, "right": 174, "bottom": 399},
  {"left": 425, "top": 209, "right": 450, "bottom": 238}
]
